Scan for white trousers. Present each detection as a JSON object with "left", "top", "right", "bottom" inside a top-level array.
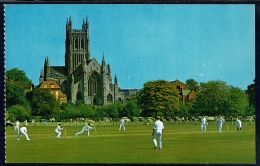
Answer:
[
  {"left": 218, "top": 123, "right": 223, "bottom": 132},
  {"left": 17, "top": 131, "right": 30, "bottom": 140},
  {"left": 152, "top": 130, "right": 162, "bottom": 149},
  {"left": 76, "top": 129, "right": 90, "bottom": 136},
  {"left": 119, "top": 124, "right": 125, "bottom": 131},
  {"left": 14, "top": 126, "right": 19, "bottom": 133},
  {"left": 55, "top": 130, "right": 61, "bottom": 138},
  {"left": 201, "top": 124, "right": 207, "bottom": 132}
]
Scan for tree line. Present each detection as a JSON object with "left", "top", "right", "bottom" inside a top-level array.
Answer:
[{"left": 6, "top": 68, "right": 255, "bottom": 122}]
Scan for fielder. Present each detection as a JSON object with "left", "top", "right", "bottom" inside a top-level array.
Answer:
[
  {"left": 75, "top": 123, "right": 93, "bottom": 136},
  {"left": 119, "top": 117, "right": 126, "bottom": 131},
  {"left": 236, "top": 118, "right": 242, "bottom": 131},
  {"left": 217, "top": 114, "right": 225, "bottom": 132},
  {"left": 17, "top": 124, "right": 30, "bottom": 140},
  {"left": 152, "top": 116, "right": 164, "bottom": 149},
  {"left": 14, "top": 120, "right": 20, "bottom": 134},
  {"left": 55, "top": 124, "right": 63, "bottom": 138},
  {"left": 201, "top": 115, "right": 207, "bottom": 132}
]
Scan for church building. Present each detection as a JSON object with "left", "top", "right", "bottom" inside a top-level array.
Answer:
[{"left": 39, "top": 16, "right": 124, "bottom": 105}]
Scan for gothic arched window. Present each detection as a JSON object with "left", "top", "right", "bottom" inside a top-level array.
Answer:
[
  {"left": 88, "top": 71, "right": 101, "bottom": 97},
  {"left": 75, "top": 39, "right": 79, "bottom": 49},
  {"left": 81, "top": 39, "right": 84, "bottom": 49},
  {"left": 77, "top": 91, "right": 82, "bottom": 100},
  {"left": 107, "top": 94, "right": 113, "bottom": 102}
]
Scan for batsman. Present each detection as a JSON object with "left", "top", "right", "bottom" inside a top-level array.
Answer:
[{"left": 75, "top": 123, "right": 93, "bottom": 136}]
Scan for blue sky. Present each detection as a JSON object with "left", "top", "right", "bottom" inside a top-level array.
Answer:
[{"left": 5, "top": 4, "right": 255, "bottom": 90}]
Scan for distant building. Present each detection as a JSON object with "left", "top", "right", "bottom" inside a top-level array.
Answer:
[
  {"left": 171, "top": 79, "right": 196, "bottom": 103},
  {"left": 39, "top": 16, "right": 123, "bottom": 105},
  {"left": 118, "top": 89, "right": 141, "bottom": 102},
  {"left": 37, "top": 81, "right": 67, "bottom": 104}
]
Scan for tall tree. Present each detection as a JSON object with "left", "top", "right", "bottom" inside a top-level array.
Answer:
[
  {"left": 186, "top": 78, "right": 198, "bottom": 91},
  {"left": 6, "top": 68, "right": 29, "bottom": 82},
  {"left": 246, "top": 79, "right": 255, "bottom": 108},
  {"left": 6, "top": 82, "right": 29, "bottom": 108},
  {"left": 7, "top": 105, "right": 31, "bottom": 121},
  {"left": 191, "top": 80, "right": 248, "bottom": 116},
  {"left": 26, "top": 88, "right": 60, "bottom": 119},
  {"left": 137, "top": 80, "right": 180, "bottom": 117},
  {"left": 120, "top": 97, "right": 140, "bottom": 119}
]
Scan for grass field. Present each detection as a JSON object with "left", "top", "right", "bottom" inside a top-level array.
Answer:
[{"left": 6, "top": 121, "right": 255, "bottom": 164}]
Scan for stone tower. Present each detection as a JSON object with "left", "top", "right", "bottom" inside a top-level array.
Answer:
[
  {"left": 65, "top": 16, "right": 90, "bottom": 76},
  {"left": 39, "top": 16, "right": 122, "bottom": 105}
]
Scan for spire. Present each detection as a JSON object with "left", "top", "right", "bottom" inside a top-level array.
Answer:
[
  {"left": 46, "top": 56, "right": 50, "bottom": 66},
  {"left": 44, "top": 57, "right": 47, "bottom": 66},
  {"left": 114, "top": 74, "right": 118, "bottom": 84},
  {"left": 102, "top": 53, "right": 106, "bottom": 66},
  {"left": 86, "top": 16, "right": 88, "bottom": 27},
  {"left": 107, "top": 64, "right": 111, "bottom": 73},
  {"left": 40, "top": 68, "right": 44, "bottom": 78},
  {"left": 69, "top": 16, "right": 72, "bottom": 24},
  {"left": 82, "top": 18, "right": 86, "bottom": 29}
]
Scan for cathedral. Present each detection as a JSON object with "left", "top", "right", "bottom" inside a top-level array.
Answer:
[{"left": 39, "top": 16, "right": 125, "bottom": 105}]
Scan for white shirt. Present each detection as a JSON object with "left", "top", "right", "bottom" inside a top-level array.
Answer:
[
  {"left": 153, "top": 120, "right": 164, "bottom": 131},
  {"left": 55, "top": 125, "right": 62, "bottom": 132},
  {"left": 217, "top": 117, "right": 225, "bottom": 124},
  {"left": 83, "top": 124, "right": 93, "bottom": 131},
  {"left": 236, "top": 120, "right": 242, "bottom": 127},
  {"left": 201, "top": 117, "right": 207, "bottom": 124},
  {"left": 120, "top": 119, "right": 125, "bottom": 124},
  {"left": 15, "top": 121, "right": 20, "bottom": 127},
  {"left": 19, "top": 126, "right": 27, "bottom": 133}
]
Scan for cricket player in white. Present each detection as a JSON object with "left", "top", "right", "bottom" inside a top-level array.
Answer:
[
  {"left": 75, "top": 123, "right": 93, "bottom": 136},
  {"left": 201, "top": 115, "right": 207, "bottom": 132},
  {"left": 217, "top": 115, "right": 225, "bottom": 132},
  {"left": 17, "top": 124, "right": 30, "bottom": 140},
  {"left": 152, "top": 116, "right": 164, "bottom": 149},
  {"left": 236, "top": 119, "right": 242, "bottom": 131},
  {"left": 119, "top": 117, "right": 126, "bottom": 131},
  {"left": 14, "top": 120, "right": 20, "bottom": 134},
  {"left": 55, "top": 124, "right": 63, "bottom": 138}
]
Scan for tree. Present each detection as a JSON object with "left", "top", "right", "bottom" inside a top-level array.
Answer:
[
  {"left": 120, "top": 97, "right": 140, "bottom": 119},
  {"left": 26, "top": 88, "right": 60, "bottom": 119},
  {"left": 7, "top": 105, "right": 31, "bottom": 121},
  {"left": 6, "top": 68, "right": 29, "bottom": 82},
  {"left": 137, "top": 80, "right": 180, "bottom": 118},
  {"left": 100, "top": 101, "right": 123, "bottom": 119},
  {"left": 60, "top": 101, "right": 77, "bottom": 120},
  {"left": 6, "top": 82, "right": 29, "bottom": 108},
  {"left": 186, "top": 78, "right": 198, "bottom": 91},
  {"left": 191, "top": 80, "right": 248, "bottom": 116},
  {"left": 225, "top": 86, "right": 248, "bottom": 116},
  {"left": 246, "top": 79, "right": 255, "bottom": 109}
]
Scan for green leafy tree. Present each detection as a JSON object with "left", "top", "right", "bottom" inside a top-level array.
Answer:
[
  {"left": 6, "top": 68, "right": 29, "bottom": 82},
  {"left": 120, "top": 97, "right": 140, "bottom": 119},
  {"left": 191, "top": 80, "right": 248, "bottom": 116},
  {"left": 7, "top": 105, "right": 31, "bottom": 121},
  {"left": 186, "top": 78, "right": 199, "bottom": 91},
  {"left": 75, "top": 100, "right": 95, "bottom": 119},
  {"left": 246, "top": 79, "right": 255, "bottom": 109},
  {"left": 137, "top": 80, "right": 180, "bottom": 118},
  {"left": 26, "top": 88, "right": 60, "bottom": 119},
  {"left": 60, "top": 101, "right": 77, "bottom": 120},
  {"left": 6, "top": 82, "right": 29, "bottom": 108},
  {"left": 100, "top": 101, "right": 123, "bottom": 119},
  {"left": 225, "top": 86, "right": 248, "bottom": 116}
]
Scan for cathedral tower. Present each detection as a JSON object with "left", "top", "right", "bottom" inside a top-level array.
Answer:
[{"left": 65, "top": 16, "right": 90, "bottom": 76}]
